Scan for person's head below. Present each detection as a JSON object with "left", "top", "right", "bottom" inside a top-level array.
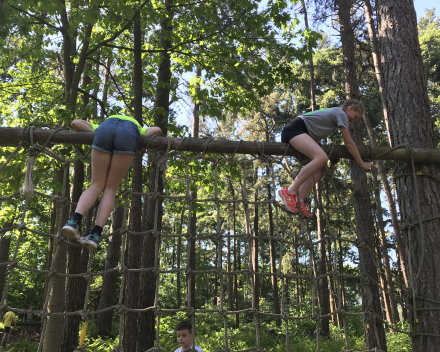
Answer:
[
  {"left": 341, "top": 99, "right": 363, "bottom": 122},
  {"left": 176, "top": 320, "right": 193, "bottom": 351}
]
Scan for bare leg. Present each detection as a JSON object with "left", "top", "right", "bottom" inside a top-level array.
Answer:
[
  {"left": 288, "top": 134, "right": 328, "bottom": 198},
  {"left": 297, "top": 167, "right": 325, "bottom": 199},
  {"left": 74, "top": 149, "right": 112, "bottom": 215},
  {"left": 95, "top": 153, "right": 134, "bottom": 227}
]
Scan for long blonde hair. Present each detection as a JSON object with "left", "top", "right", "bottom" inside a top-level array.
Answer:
[{"left": 341, "top": 99, "right": 363, "bottom": 114}]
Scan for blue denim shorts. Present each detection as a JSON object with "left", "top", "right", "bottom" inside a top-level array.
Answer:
[{"left": 92, "top": 118, "right": 140, "bottom": 156}]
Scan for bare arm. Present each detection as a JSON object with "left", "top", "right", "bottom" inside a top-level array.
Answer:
[
  {"left": 340, "top": 127, "right": 371, "bottom": 171},
  {"left": 71, "top": 119, "right": 94, "bottom": 132},
  {"left": 144, "top": 126, "right": 162, "bottom": 136}
]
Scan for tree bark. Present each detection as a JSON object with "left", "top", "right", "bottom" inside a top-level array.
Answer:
[
  {"left": 42, "top": 167, "right": 70, "bottom": 352},
  {"left": 338, "top": 0, "right": 387, "bottom": 349},
  {"left": 99, "top": 58, "right": 111, "bottom": 120},
  {"left": 121, "top": 13, "right": 143, "bottom": 352},
  {"left": 137, "top": 1, "right": 173, "bottom": 349},
  {"left": 361, "top": 0, "right": 409, "bottom": 287},
  {"left": 362, "top": 0, "right": 391, "bottom": 147},
  {"left": 97, "top": 203, "right": 123, "bottom": 336},
  {"left": 372, "top": 168, "right": 399, "bottom": 323},
  {"left": 188, "top": 65, "right": 201, "bottom": 313},
  {"left": 252, "top": 169, "right": 259, "bottom": 311},
  {"left": 377, "top": 1, "right": 440, "bottom": 350},
  {"left": 61, "top": 160, "right": 85, "bottom": 352},
  {"left": 0, "top": 223, "right": 12, "bottom": 297},
  {"left": 227, "top": 228, "right": 233, "bottom": 312},
  {"left": 316, "top": 185, "right": 330, "bottom": 335},
  {"left": 266, "top": 170, "right": 281, "bottom": 327}
]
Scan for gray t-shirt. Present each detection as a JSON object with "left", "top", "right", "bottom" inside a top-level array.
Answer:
[{"left": 300, "top": 107, "right": 349, "bottom": 141}]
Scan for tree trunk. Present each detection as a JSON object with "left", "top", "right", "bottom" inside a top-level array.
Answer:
[
  {"left": 137, "top": 1, "right": 173, "bottom": 349},
  {"left": 326, "top": 240, "right": 338, "bottom": 327},
  {"left": 176, "top": 208, "right": 185, "bottom": 308},
  {"left": 97, "top": 202, "right": 123, "bottom": 336},
  {"left": 377, "top": 1, "right": 440, "bottom": 350},
  {"left": 187, "top": 65, "right": 201, "bottom": 313},
  {"left": 362, "top": 0, "right": 391, "bottom": 146},
  {"left": 252, "top": 169, "right": 259, "bottom": 311},
  {"left": 316, "top": 185, "right": 330, "bottom": 335},
  {"left": 374, "top": 231, "right": 393, "bottom": 324},
  {"left": 233, "top": 200, "right": 239, "bottom": 328},
  {"left": 99, "top": 58, "right": 111, "bottom": 120},
  {"left": 338, "top": 1, "right": 387, "bottom": 349},
  {"left": 372, "top": 168, "right": 399, "bottom": 323},
  {"left": 301, "top": 0, "right": 317, "bottom": 111},
  {"left": 42, "top": 167, "right": 70, "bottom": 352},
  {"left": 227, "top": 228, "right": 233, "bottom": 311},
  {"left": 0, "top": 223, "right": 12, "bottom": 297},
  {"left": 267, "top": 173, "right": 281, "bottom": 327},
  {"left": 362, "top": 0, "right": 408, "bottom": 288},
  {"left": 61, "top": 160, "right": 85, "bottom": 352},
  {"left": 121, "top": 13, "right": 143, "bottom": 352}
]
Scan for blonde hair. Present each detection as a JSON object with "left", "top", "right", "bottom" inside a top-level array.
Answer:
[{"left": 341, "top": 99, "right": 363, "bottom": 114}]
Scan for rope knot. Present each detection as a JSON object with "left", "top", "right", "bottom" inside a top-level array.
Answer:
[
  {"left": 252, "top": 308, "right": 259, "bottom": 316},
  {"left": 120, "top": 226, "right": 129, "bottom": 235},
  {"left": 17, "top": 221, "right": 26, "bottom": 231},
  {"left": 116, "top": 304, "right": 125, "bottom": 315},
  {"left": 73, "top": 345, "right": 87, "bottom": 352},
  {"left": 29, "top": 144, "right": 40, "bottom": 156},
  {"left": 185, "top": 267, "right": 192, "bottom": 275},
  {"left": 152, "top": 230, "right": 161, "bottom": 239},
  {"left": 218, "top": 309, "right": 227, "bottom": 317},
  {"left": 354, "top": 238, "right": 365, "bottom": 249},
  {"left": 154, "top": 306, "right": 162, "bottom": 315},
  {"left": 83, "top": 272, "right": 92, "bottom": 281},
  {"left": 119, "top": 266, "right": 128, "bottom": 274},
  {"left": 81, "top": 311, "right": 89, "bottom": 321},
  {"left": 41, "top": 310, "right": 49, "bottom": 319}
]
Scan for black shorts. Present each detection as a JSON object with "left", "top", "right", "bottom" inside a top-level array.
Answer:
[
  {"left": 5, "top": 327, "right": 11, "bottom": 333},
  {"left": 281, "top": 117, "right": 309, "bottom": 143}
]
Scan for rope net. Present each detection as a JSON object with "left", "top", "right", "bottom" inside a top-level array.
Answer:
[{"left": 0, "top": 130, "right": 426, "bottom": 352}]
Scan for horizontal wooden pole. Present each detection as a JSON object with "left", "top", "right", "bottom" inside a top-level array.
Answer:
[{"left": 0, "top": 127, "right": 439, "bottom": 163}]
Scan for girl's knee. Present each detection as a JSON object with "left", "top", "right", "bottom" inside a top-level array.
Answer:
[
  {"left": 90, "top": 182, "right": 105, "bottom": 194},
  {"left": 317, "top": 154, "right": 328, "bottom": 167}
]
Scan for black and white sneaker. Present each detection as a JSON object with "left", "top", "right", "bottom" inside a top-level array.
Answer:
[
  {"left": 61, "top": 220, "right": 81, "bottom": 241},
  {"left": 78, "top": 232, "right": 100, "bottom": 251}
]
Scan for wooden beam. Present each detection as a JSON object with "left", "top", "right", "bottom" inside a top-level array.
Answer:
[{"left": 0, "top": 127, "right": 439, "bottom": 163}]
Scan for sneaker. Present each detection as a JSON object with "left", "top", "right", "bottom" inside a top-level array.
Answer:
[
  {"left": 300, "top": 201, "right": 313, "bottom": 218},
  {"left": 79, "top": 232, "right": 100, "bottom": 251},
  {"left": 278, "top": 187, "right": 299, "bottom": 213},
  {"left": 61, "top": 220, "right": 81, "bottom": 241}
]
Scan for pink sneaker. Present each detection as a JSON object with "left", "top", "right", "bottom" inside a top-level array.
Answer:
[
  {"left": 278, "top": 187, "right": 299, "bottom": 213},
  {"left": 300, "top": 201, "right": 313, "bottom": 218}
]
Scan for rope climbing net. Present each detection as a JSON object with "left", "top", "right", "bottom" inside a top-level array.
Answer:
[{"left": 0, "top": 127, "right": 436, "bottom": 352}]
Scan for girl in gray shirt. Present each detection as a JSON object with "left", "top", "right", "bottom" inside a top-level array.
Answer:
[{"left": 279, "top": 99, "right": 372, "bottom": 217}]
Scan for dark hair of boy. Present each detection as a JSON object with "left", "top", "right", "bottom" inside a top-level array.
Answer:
[{"left": 176, "top": 320, "right": 192, "bottom": 332}]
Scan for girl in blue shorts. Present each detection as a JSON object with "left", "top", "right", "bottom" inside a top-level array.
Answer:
[
  {"left": 62, "top": 115, "right": 162, "bottom": 250},
  {"left": 278, "top": 100, "right": 371, "bottom": 217}
]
